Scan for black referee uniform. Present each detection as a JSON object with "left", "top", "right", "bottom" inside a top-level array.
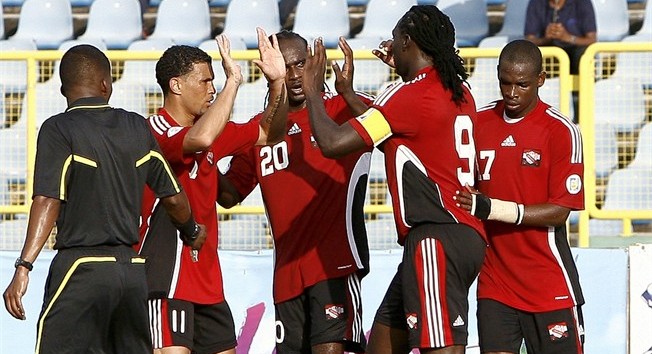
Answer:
[{"left": 33, "top": 97, "right": 181, "bottom": 353}]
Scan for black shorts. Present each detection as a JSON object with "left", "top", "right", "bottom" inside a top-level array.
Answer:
[
  {"left": 478, "top": 299, "right": 585, "bottom": 354},
  {"left": 148, "top": 298, "right": 236, "bottom": 353},
  {"left": 275, "top": 274, "right": 366, "bottom": 354},
  {"left": 374, "top": 223, "right": 486, "bottom": 350},
  {"left": 37, "top": 246, "right": 151, "bottom": 353}
]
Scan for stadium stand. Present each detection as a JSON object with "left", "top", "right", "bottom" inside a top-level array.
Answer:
[
  {"left": 629, "top": 122, "right": 652, "bottom": 170},
  {"left": 592, "top": 122, "right": 619, "bottom": 178},
  {"left": 222, "top": 0, "right": 281, "bottom": 48},
  {"left": 9, "top": 0, "right": 73, "bottom": 49},
  {"left": 147, "top": 0, "right": 211, "bottom": 46},
  {"left": 592, "top": 0, "right": 630, "bottom": 41},
  {"left": 0, "top": 39, "right": 35, "bottom": 93},
  {"left": 218, "top": 219, "right": 269, "bottom": 250},
  {"left": 466, "top": 36, "right": 507, "bottom": 109},
  {"left": 353, "top": 0, "right": 417, "bottom": 41},
  {"left": 293, "top": 0, "right": 350, "bottom": 48},
  {"left": 231, "top": 78, "right": 268, "bottom": 124},
  {"left": 346, "top": 37, "right": 392, "bottom": 93},
  {"left": 636, "top": 0, "right": 651, "bottom": 36},
  {"left": 77, "top": 0, "right": 143, "bottom": 49},
  {"left": 493, "top": 0, "right": 528, "bottom": 40},
  {"left": 365, "top": 218, "right": 400, "bottom": 249},
  {"left": 611, "top": 35, "right": 652, "bottom": 87},
  {"left": 593, "top": 77, "right": 647, "bottom": 133},
  {"left": 438, "top": 0, "right": 489, "bottom": 47},
  {"left": 198, "top": 36, "right": 250, "bottom": 90},
  {"left": 116, "top": 38, "right": 174, "bottom": 93}
]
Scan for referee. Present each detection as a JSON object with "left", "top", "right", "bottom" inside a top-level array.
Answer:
[{"left": 2, "top": 45, "right": 206, "bottom": 353}]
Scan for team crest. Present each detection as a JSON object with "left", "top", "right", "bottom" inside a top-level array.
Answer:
[
  {"left": 521, "top": 149, "right": 541, "bottom": 167},
  {"left": 406, "top": 313, "right": 418, "bottom": 329},
  {"left": 324, "top": 304, "right": 344, "bottom": 320},
  {"left": 547, "top": 322, "right": 569, "bottom": 341}
]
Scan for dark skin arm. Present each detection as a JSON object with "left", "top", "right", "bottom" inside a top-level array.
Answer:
[
  {"left": 332, "top": 37, "right": 369, "bottom": 116},
  {"left": 455, "top": 185, "right": 571, "bottom": 227},
  {"left": 160, "top": 190, "right": 207, "bottom": 249},
  {"left": 3, "top": 196, "right": 59, "bottom": 320},
  {"left": 216, "top": 172, "right": 243, "bottom": 209},
  {"left": 303, "top": 38, "right": 367, "bottom": 159}
]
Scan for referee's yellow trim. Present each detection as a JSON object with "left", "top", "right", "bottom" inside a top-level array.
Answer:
[
  {"left": 35, "top": 256, "right": 117, "bottom": 354},
  {"left": 131, "top": 257, "right": 146, "bottom": 264},
  {"left": 136, "top": 150, "right": 181, "bottom": 193},
  {"left": 356, "top": 108, "right": 392, "bottom": 145},
  {"left": 59, "top": 154, "right": 98, "bottom": 199},
  {"left": 66, "top": 104, "right": 111, "bottom": 112}
]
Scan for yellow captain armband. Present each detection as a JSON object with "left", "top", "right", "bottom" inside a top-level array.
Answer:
[{"left": 356, "top": 108, "right": 392, "bottom": 146}]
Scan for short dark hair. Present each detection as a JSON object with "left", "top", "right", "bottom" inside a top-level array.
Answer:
[
  {"left": 397, "top": 5, "right": 469, "bottom": 105},
  {"left": 499, "top": 39, "right": 543, "bottom": 75},
  {"left": 273, "top": 30, "right": 307, "bottom": 49},
  {"left": 60, "top": 45, "right": 111, "bottom": 95},
  {"left": 156, "top": 45, "right": 212, "bottom": 95}
]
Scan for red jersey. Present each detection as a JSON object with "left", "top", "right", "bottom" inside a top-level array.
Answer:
[
  {"left": 475, "top": 99, "right": 585, "bottom": 312},
  {"left": 349, "top": 67, "right": 485, "bottom": 244},
  {"left": 226, "top": 92, "right": 373, "bottom": 303},
  {"left": 137, "top": 108, "right": 259, "bottom": 304}
]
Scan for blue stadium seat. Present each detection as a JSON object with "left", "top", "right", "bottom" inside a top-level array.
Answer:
[
  {"left": 600, "top": 168, "right": 652, "bottom": 222},
  {"left": 78, "top": 0, "right": 143, "bottom": 49},
  {"left": 611, "top": 35, "right": 652, "bottom": 88},
  {"left": 593, "top": 77, "right": 647, "bottom": 133},
  {"left": 198, "top": 37, "right": 250, "bottom": 91},
  {"left": 494, "top": 0, "right": 528, "bottom": 40},
  {"left": 222, "top": 0, "right": 281, "bottom": 48},
  {"left": 592, "top": 123, "right": 619, "bottom": 178},
  {"left": 231, "top": 78, "right": 268, "bottom": 124},
  {"left": 0, "top": 127, "right": 27, "bottom": 181},
  {"left": 10, "top": 0, "right": 73, "bottom": 49},
  {"left": 438, "top": 0, "right": 488, "bottom": 47},
  {"left": 148, "top": 0, "right": 211, "bottom": 46},
  {"left": 466, "top": 36, "right": 506, "bottom": 109},
  {"left": 293, "top": 0, "right": 350, "bottom": 48},
  {"left": 0, "top": 219, "right": 28, "bottom": 250},
  {"left": 365, "top": 219, "right": 400, "bottom": 249},
  {"left": 0, "top": 39, "right": 37, "bottom": 93},
  {"left": 117, "top": 39, "right": 175, "bottom": 93},
  {"left": 346, "top": 37, "right": 392, "bottom": 93},
  {"left": 629, "top": 122, "right": 652, "bottom": 170},
  {"left": 538, "top": 77, "right": 574, "bottom": 120},
  {"left": 354, "top": 0, "right": 417, "bottom": 41},
  {"left": 591, "top": 0, "right": 629, "bottom": 41}
]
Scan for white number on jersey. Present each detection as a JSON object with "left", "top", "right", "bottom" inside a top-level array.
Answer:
[
  {"left": 454, "top": 115, "right": 476, "bottom": 186},
  {"left": 260, "top": 141, "right": 290, "bottom": 176},
  {"left": 478, "top": 150, "right": 495, "bottom": 181}
]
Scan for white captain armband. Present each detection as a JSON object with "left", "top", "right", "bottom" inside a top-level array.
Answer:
[
  {"left": 471, "top": 194, "right": 524, "bottom": 225},
  {"left": 356, "top": 108, "right": 392, "bottom": 146}
]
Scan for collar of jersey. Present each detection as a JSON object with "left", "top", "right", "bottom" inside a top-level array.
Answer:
[{"left": 66, "top": 97, "right": 111, "bottom": 112}]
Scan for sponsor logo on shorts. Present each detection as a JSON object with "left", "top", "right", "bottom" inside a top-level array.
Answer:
[
  {"left": 324, "top": 304, "right": 344, "bottom": 320},
  {"left": 548, "top": 322, "right": 569, "bottom": 341},
  {"left": 406, "top": 313, "right": 418, "bottom": 329},
  {"left": 521, "top": 149, "right": 541, "bottom": 167},
  {"left": 566, "top": 174, "right": 582, "bottom": 195}
]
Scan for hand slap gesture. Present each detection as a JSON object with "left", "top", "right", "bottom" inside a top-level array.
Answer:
[
  {"left": 253, "top": 27, "right": 286, "bottom": 83},
  {"left": 303, "top": 37, "right": 327, "bottom": 97},
  {"left": 216, "top": 34, "right": 244, "bottom": 86},
  {"left": 331, "top": 36, "right": 355, "bottom": 95},
  {"left": 372, "top": 39, "right": 395, "bottom": 68}
]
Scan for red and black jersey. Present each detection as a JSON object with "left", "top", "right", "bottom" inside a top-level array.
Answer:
[
  {"left": 226, "top": 92, "right": 373, "bottom": 303},
  {"left": 349, "top": 67, "right": 486, "bottom": 245},
  {"left": 475, "top": 99, "right": 585, "bottom": 312},
  {"left": 137, "top": 108, "right": 259, "bottom": 304}
]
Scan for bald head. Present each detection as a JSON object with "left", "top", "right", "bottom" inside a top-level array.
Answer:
[
  {"left": 498, "top": 39, "right": 543, "bottom": 76},
  {"left": 59, "top": 45, "right": 112, "bottom": 101}
]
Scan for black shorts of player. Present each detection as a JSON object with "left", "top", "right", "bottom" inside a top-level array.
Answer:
[
  {"left": 374, "top": 223, "right": 486, "bottom": 350},
  {"left": 275, "top": 274, "right": 366, "bottom": 354},
  {"left": 36, "top": 245, "right": 151, "bottom": 353},
  {"left": 148, "top": 298, "right": 237, "bottom": 353},
  {"left": 478, "top": 299, "right": 585, "bottom": 354}
]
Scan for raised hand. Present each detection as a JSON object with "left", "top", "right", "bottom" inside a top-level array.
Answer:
[
  {"left": 216, "top": 34, "right": 244, "bottom": 86},
  {"left": 253, "top": 27, "right": 286, "bottom": 83},
  {"left": 332, "top": 36, "right": 355, "bottom": 95},
  {"left": 303, "top": 37, "right": 327, "bottom": 97},
  {"left": 372, "top": 39, "right": 395, "bottom": 68}
]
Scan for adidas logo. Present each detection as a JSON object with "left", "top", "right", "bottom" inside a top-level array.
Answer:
[
  {"left": 288, "top": 123, "right": 302, "bottom": 135},
  {"left": 452, "top": 315, "right": 465, "bottom": 327},
  {"left": 501, "top": 135, "right": 516, "bottom": 147}
]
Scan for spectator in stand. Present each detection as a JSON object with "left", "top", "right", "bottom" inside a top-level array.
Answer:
[
  {"left": 524, "top": 0, "right": 597, "bottom": 75},
  {"left": 136, "top": 29, "right": 287, "bottom": 354},
  {"left": 219, "top": 30, "right": 373, "bottom": 354},
  {"left": 455, "top": 39, "right": 585, "bottom": 354},
  {"left": 2, "top": 45, "right": 205, "bottom": 353}
]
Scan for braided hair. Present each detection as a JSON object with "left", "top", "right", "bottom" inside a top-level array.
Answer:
[
  {"left": 155, "top": 45, "right": 212, "bottom": 95},
  {"left": 397, "top": 5, "right": 469, "bottom": 105}
]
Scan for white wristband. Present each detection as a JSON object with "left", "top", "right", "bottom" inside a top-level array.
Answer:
[{"left": 487, "top": 198, "right": 523, "bottom": 224}]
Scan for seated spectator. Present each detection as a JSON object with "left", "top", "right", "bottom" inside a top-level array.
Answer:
[{"left": 524, "top": 0, "right": 597, "bottom": 74}]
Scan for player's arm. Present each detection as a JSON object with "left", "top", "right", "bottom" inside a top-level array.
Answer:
[
  {"left": 217, "top": 172, "right": 244, "bottom": 208},
  {"left": 159, "top": 190, "right": 207, "bottom": 250},
  {"left": 183, "top": 34, "right": 244, "bottom": 153},
  {"left": 253, "top": 28, "right": 288, "bottom": 146},
  {"left": 455, "top": 185, "right": 570, "bottom": 227},
  {"left": 332, "top": 37, "right": 370, "bottom": 116},
  {"left": 303, "top": 38, "right": 368, "bottom": 158},
  {"left": 3, "top": 196, "right": 59, "bottom": 320}
]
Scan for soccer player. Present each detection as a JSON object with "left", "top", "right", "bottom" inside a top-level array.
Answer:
[
  {"left": 300, "top": 5, "right": 487, "bottom": 354},
  {"left": 2, "top": 45, "right": 205, "bottom": 353},
  {"left": 136, "top": 29, "right": 287, "bottom": 354},
  {"left": 455, "top": 39, "right": 585, "bottom": 354},
  {"left": 218, "top": 31, "right": 373, "bottom": 354}
]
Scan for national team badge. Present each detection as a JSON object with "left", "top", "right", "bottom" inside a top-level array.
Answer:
[
  {"left": 324, "top": 304, "right": 344, "bottom": 320},
  {"left": 206, "top": 151, "right": 214, "bottom": 165},
  {"left": 521, "top": 149, "right": 541, "bottom": 167},
  {"left": 566, "top": 174, "right": 582, "bottom": 195},
  {"left": 406, "top": 313, "right": 418, "bottom": 329},
  {"left": 548, "top": 322, "right": 569, "bottom": 341}
]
